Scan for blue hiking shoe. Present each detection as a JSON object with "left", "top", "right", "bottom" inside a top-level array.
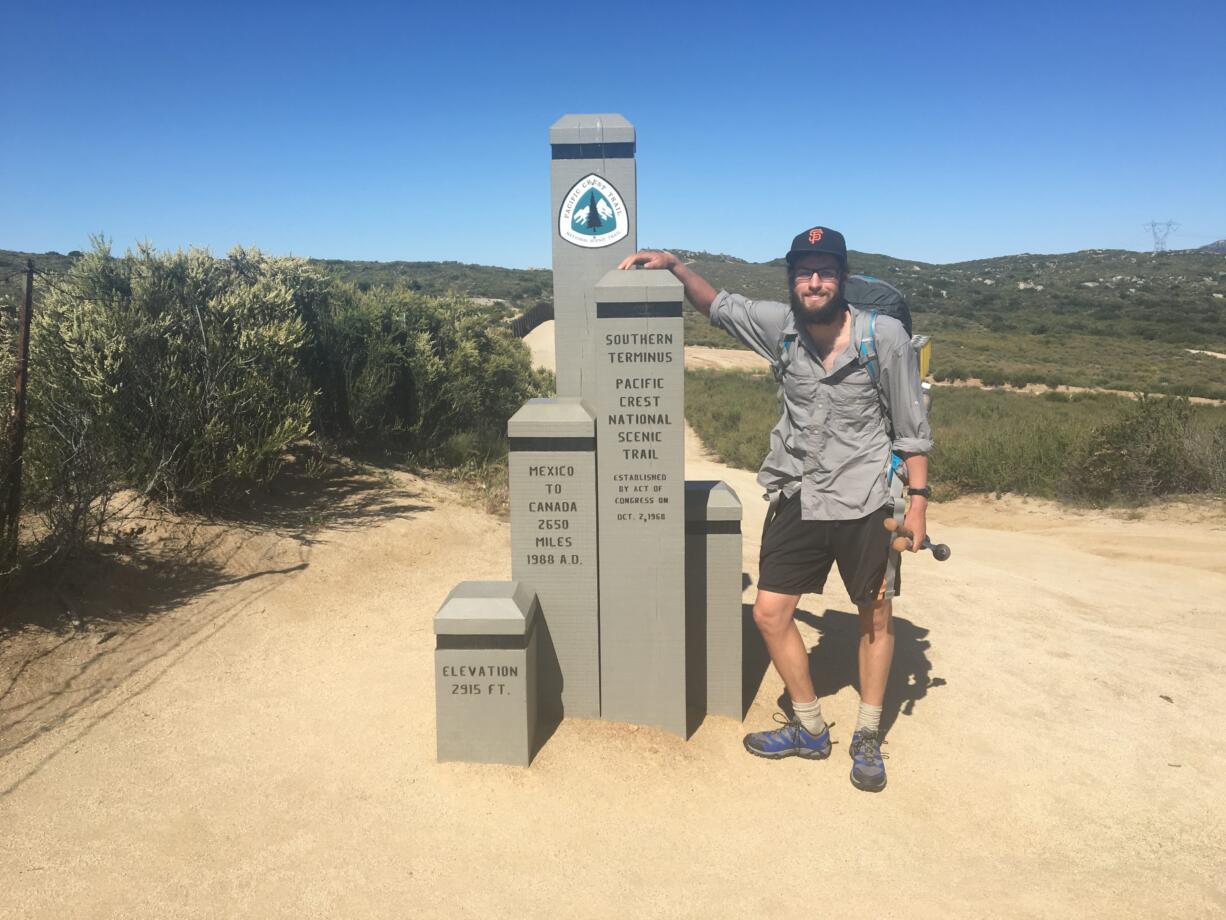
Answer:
[
  {"left": 743, "top": 714, "right": 831, "bottom": 760},
  {"left": 848, "top": 728, "right": 888, "bottom": 792}
]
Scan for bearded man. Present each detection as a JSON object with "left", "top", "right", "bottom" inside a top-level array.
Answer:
[{"left": 619, "top": 227, "right": 932, "bottom": 792}]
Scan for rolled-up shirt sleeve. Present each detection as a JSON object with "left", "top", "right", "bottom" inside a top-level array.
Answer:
[
  {"left": 708, "top": 290, "right": 788, "bottom": 363},
  {"left": 878, "top": 327, "right": 933, "bottom": 455}
]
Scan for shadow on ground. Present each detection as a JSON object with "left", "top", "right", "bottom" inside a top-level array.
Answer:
[
  {"left": 0, "top": 456, "right": 433, "bottom": 795},
  {"left": 765, "top": 607, "right": 947, "bottom": 736},
  {"left": 199, "top": 451, "right": 435, "bottom": 538}
]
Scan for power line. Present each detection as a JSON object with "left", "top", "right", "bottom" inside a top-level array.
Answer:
[{"left": 1143, "top": 220, "right": 1178, "bottom": 253}]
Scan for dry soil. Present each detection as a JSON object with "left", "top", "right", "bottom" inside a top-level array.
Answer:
[{"left": 2, "top": 331, "right": 1224, "bottom": 918}]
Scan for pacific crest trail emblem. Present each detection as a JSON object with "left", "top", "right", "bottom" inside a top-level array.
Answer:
[{"left": 558, "top": 174, "right": 628, "bottom": 249}]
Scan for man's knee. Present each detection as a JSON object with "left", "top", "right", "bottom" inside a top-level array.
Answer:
[
  {"left": 753, "top": 591, "right": 799, "bottom": 636},
  {"left": 858, "top": 598, "right": 893, "bottom": 638}
]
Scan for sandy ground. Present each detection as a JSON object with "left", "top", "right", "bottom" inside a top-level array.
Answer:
[
  {"left": 3, "top": 340, "right": 1226, "bottom": 918},
  {"left": 523, "top": 319, "right": 557, "bottom": 372}
]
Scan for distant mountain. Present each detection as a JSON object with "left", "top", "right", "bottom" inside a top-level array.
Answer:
[
  {"left": 0, "top": 249, "right": 551, "bottom": 311},
  {"left": 4, "top": 244, "right": 1223, "bottom": 350},
  {"left": 674, "top": 246, "right": 1226, "bottom": 350}
]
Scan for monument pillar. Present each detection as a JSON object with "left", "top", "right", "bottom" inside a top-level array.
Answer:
[
  {"left": 549, "top": 114, "right": 637, "bottom": 402},
  {"left": 685, "top": 480, "right": 744, "bottom": 722},
  {"left": 592, "top": 268, "right": 687, "bottom": 736},
  {"left": 508, "top": 398, "right": 599, "bottom": 719}
]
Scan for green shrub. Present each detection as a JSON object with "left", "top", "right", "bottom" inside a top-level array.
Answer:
[
  {"left": 684, "top": 370, "right": 777, "bottom": 471},
  {"left": 1064, "top": 396, "right": 1208, "bottom": 500},
  {"left": 311, "top": 284, "right": 549, "bottom": 448},
  {"left": 33, "top": 241, "right": 313, "bottom": 508}
]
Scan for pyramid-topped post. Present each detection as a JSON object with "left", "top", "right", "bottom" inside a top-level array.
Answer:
[{"left": 549, "top": 113, "right": 637, "bottom": 402}]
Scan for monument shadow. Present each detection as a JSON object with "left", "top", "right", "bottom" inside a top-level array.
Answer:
[{"left": 533, "top": 616, "right": 564, "bottom": 759}]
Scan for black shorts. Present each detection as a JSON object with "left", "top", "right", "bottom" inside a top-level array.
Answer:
[{"left": 757, "top": 492, "right": 900, "bottom": 605}]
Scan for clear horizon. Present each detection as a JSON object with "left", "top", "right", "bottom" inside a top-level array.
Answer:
[{"left": 4, "top": 0, "right": 1223, "bottom": 269}]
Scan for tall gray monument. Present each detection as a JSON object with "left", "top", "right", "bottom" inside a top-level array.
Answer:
[
  {"left": 592, "top": 269, "right": 687, "bottom": 735},
  {"left": 550, "top": 114, "right": 637, "bottom": 403},
  {"left": 434, "top": 114, "right": 746, "bottom": 763}
]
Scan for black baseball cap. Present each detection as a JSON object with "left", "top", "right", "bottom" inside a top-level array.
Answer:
[{"left": 785, "top": 226, "right": 847, "bottom": 268}]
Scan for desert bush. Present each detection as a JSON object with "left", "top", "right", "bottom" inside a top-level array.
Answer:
[
  {"left": 1184, "top": 423, "right": 1226, "bottom": 494},
  {"left": 1063, "top": 396, "right": 1210, "bottom": 500},
  {"left": 33, "top": 241, "right": 313, "bottom": 508},
  {"left": 311, "top": 284, "right": 550, "bottom": 447}
]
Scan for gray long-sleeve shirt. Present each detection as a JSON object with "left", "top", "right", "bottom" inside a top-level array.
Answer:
[{"left": 708, "top": 290, "right": 933, "bottom": 521}]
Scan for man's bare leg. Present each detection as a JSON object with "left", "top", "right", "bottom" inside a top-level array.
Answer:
[
  {"left": 851, "top": 597, "right": 894, "bottom": 790},
  {"left": 752, "top": 589, "right": 813, "bottom": 703},
  {"left": 743, "top": 589, "right": 831, "bottom": 759},
  {"left": 856, "top": 597, "right": 894, "bottom": 707}
]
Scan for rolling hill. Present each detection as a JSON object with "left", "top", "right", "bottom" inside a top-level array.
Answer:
[{"left": 4, "top": 243, "right": 1224, "bottom": 397}]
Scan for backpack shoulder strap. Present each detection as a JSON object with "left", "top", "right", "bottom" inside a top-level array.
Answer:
[
  {"left": 854, "top": 307, "right": 882, "bottom": 388},
  {"left": 772, "top": 327, "right": 799, "bottom": 419},
  {"left": 774, "top": 327, "right": 798, "bottom": 380},
  {"left": 854, "top": 307, "right": 905, "bottom": 484}
]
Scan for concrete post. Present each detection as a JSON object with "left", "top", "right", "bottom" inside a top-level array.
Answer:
[
  {"left": 434, "top": 582, "right": 540, "bottom": 766},
  {"left": 549, "top": 113, "right": 637, "bottom": 402},
  {"left": 685, "top": 481, "right": 744, "bottom": 723},
  {"left": 592, "top": 268, "right": 686, "bottom": 735},
  {"left": 508, "top": 398, "right": 599, "bottom": 719}
]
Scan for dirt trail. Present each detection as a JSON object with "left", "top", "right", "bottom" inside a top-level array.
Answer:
[{"left": 3, "top": 383, "right": 1226, "bottom": 918}]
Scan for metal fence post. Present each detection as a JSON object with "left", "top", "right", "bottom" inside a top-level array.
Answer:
[{"left": 3, "top": 260, "right": 34, "bottom": 550}]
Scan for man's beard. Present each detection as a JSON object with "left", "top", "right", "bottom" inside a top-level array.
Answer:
[{"left": 790, "top": 285, "right": 848, "bottom": 326}]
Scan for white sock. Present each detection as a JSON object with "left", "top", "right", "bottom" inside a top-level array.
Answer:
[
  {"left": 856, "top": 702, "right": 883, "bottom": 733},
  {"left": 792, "top": 697, "right": 827, "bottom": 735}
]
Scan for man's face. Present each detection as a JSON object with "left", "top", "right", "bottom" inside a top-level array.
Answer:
[{"left": 789, "top": 254, "right": 846, "bottom": 325}]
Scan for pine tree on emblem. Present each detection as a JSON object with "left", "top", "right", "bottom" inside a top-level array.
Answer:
[{"left": 584, "top": 191, "right": 604, "bottom": 230}]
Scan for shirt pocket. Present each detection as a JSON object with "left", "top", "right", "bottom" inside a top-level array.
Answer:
[
  {"left": 834, "top": 376, "right": 885, "bottom": 435},
  {"left": 784, "top": 362, "right": 821, "bottom": 431}
]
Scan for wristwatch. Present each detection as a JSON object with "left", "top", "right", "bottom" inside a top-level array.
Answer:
[{"left": 907, "top": 486, "right": 932, "bottom": 499}]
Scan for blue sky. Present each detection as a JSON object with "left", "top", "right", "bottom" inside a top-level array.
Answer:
[{"left": 4, "top": 0, "right": 1223, "bottom": 267}]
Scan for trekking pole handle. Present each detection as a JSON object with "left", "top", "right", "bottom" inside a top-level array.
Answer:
[{"left": 884, "top": 519, "right": 951, "bottom": 562}]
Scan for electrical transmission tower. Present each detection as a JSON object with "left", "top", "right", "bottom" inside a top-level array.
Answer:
[{"left": 1144, "top": 220, "right": 1178, "bottom": 253}]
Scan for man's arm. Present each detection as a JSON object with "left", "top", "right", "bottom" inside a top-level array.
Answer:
[
  {"left": 617, "top": 250, "right": 718, "bottom": 316},
  {"left": 877, "top": 323, "right": 933, "bottom": 554},
  {"left": 900, "top": 453, "right": 928, "bottom": 554}
]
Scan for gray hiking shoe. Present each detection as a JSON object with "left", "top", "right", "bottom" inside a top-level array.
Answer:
[{"left": 848, "top": 728, "right": 888, "bottom": 792}]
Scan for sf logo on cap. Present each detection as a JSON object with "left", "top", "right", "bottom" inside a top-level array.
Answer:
[{"left": 808, "top": 228, "right": 824, "bottom": 244}]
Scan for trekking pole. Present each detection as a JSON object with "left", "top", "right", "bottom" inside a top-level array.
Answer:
[{"left": 884, "top": 518, "right": 951, "bottom": 561}]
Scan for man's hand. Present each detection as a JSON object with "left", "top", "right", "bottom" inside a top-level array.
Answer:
[
  {"left": 618, "top": 250, "right": 679, "bottom": 271},
  {"left": 902, "top": 499, "right": 927, "bottom": 554},
  {"left": 616, "top": 250, "right": 717, "bottom": 316}
]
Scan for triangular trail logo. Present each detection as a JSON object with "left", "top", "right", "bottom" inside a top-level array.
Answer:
[{"left": 559, "top": 174, "right": 629, "bottom": 249}]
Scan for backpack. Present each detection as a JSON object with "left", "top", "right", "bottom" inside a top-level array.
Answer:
[{"left": 844, "top": 274, "right": 912, "bottom": 336}]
